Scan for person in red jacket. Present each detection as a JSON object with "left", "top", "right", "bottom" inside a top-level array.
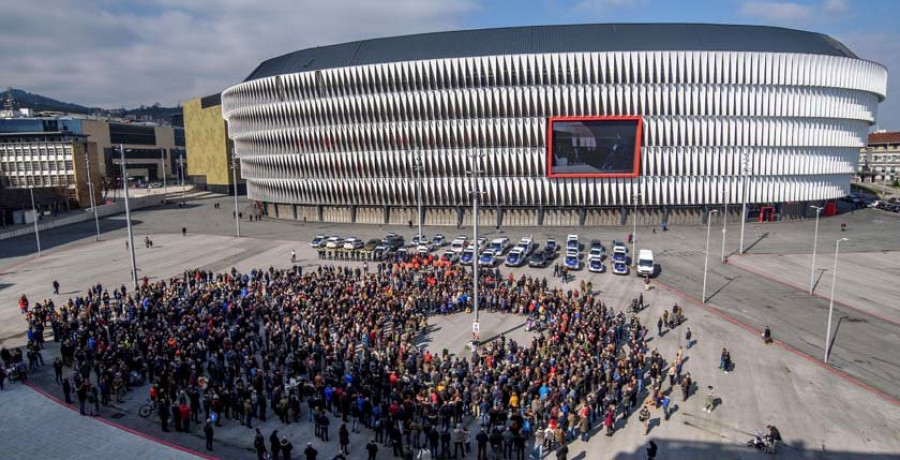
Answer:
[{"left": 180, "top": 401, "right": 191, "bottom": 432}]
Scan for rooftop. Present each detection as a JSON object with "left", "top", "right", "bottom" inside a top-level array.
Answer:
[
  {"left": 244, "top": 23, "right": 859, "bottom": 82},
  {"left": 868, "top": 132, "right": 900, "bottom": 145}
]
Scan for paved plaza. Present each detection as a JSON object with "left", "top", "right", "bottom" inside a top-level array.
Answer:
[{"left": 1, "top": 196, "right": 900, "bottom": 459}]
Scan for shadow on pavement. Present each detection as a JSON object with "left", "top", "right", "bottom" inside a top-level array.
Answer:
[
  {"left": 0, "top": 219, "right": 139, "bottom": 261},
  {"left": 610, "top": 437, "right": 890, "bottom": 460}
]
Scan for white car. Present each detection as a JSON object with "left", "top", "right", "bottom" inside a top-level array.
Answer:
[
  {"left": 476, "top": 237, "right": 488, "bottom": 252},
  {"left": 612, "top": 261, "right": 629, "bottom": 275},
  {"left": 310, "top": 235, "right": 328, "bottom": 248},
  {"left": 504, "top": 248, "right": 526, "bottom": 267},
  {"left": 325, "top": 236, "right": 344, "bottom": 249},
  {"left": 411, "top": 233, "right": 427, "bottom": 246},
  {"left": 566, "top": 234, "right": 580, "bottom": 251},
  {"left": 489, "top": 237, "right": 510, "bottom": 256},
  {"left": 478, "top": 250, "right": 498, "bottom": 267},
  {"left": 450, "top": 236, "right": 468, "bottom": 253},
  {"left": 460, "top": 248, "right": 476, "bottom": 265},
  {"left": 516, "top": 236, "right": 534, "bottom": 255},
  {"left": 589, "top": 247, "right": 605, "bottom": 260},
  {"left": 432, "top": 234, "right": 447, "bottom": 247},
  {"left": 588, "top": 256, "right": 606, "bottom": 273},
  {"left": 416, "top": 245, "right": 430, "bottom": 257},
  {"left": 343, "top": 237, "right": 363, "bottom": 250}
]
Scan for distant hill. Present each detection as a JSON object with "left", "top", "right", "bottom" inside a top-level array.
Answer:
[
  {"left": 1, "top": 88, "right": 181, "bottom": 123},
  {"left": 2, "top": 88, "right": 92, "bottom": 114}
]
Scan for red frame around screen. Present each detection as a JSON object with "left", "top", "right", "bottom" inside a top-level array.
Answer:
[{"left": 547, "top": 116, "right": 643, "bottom": 178}]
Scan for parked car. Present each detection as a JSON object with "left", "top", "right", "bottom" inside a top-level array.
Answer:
[
  {"left": 489, "top": 237, "right": 511, "bottom": 256},
  {"left": 460, "top": 248, "right": 476, "bottom": 265},
  {"left": 528, "top": 250, "right": 552, "bottom": 268},
  {"left": 589, "top": 246, "right": 605, "bottom": 260},
  {"left": 450, "top": 236, "right": 468, "bottom": 253},
  {"left": 440, "top": 250, "right": 459, "bottom": 264},
  {"left": 343, "top": 237, "right": 363, "bottom": 250},
  {"left": 588, "top": 256, "right": 606, "bottom": 273},
  {"left": 564, "top": 251, "right": 581, "bottom": 270},
  {"left": 432, "top": 234, "right": 447, "bottom": 247},
  {"left": 411, "top": 233, "right": 427, "bottom": 246},
  {"left": 505, "top": 248, "right": 526, "bottom": 267},
  {"left": 310, "top": 235, "right": 328, "bottom": 248},
  {"left": 516, "top": 236, "right": 535, "bottom": 256},
  {"left": 325, "top": 236, "right": 344, "bottom": 249},
  {"left": 416, "top": 245, "right": 430, "bottom": 257},
  {"left": 589, "top": 239, "right": 604, "bottom": 254},
  {"left": 382, "top": 234, "right": 405, "bottom": 250},
  {"left": 476, "top": 237, "right": 488, "bottom": 252},
  {"left": 363, "top": 239, "right": 381, "bottom": 251},
  {"left": 612, "top": 240, "right": 628, "bottom": 254},
  {"left": 637, "top": 249, "right": 655, "bottom": 277},
  {"left": 544, "top": 238, "right": 559, "bottom": 253},
  {"left": 478, "top": 250, "right": 498, "bottom": 267},
  {"left": 612, "top": 247, "right": 628, "bottom": 265},
  {"left": 612, "top": 261, "right": 629, "bottom": 275},
  {"left": 566, "top": 234, "right": 580, "bottom": 251}
]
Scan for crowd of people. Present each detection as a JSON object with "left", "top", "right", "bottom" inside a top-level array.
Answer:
[{"left": 9, "top": 256, "right": 700, "bottom": 459}]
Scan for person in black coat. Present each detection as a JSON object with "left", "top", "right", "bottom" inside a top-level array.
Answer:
[
  {"left": 302, "top": 441, "right": 316, "bottom": 460},
  {"left": 366, "top": 439, "right": 379, "bottom": 460},
  {"left": 271, "top": 430, "right": 282, "bottom": 459},
  {"left": 254, "top": 428, "right": 267, "bottom": 460},
  {"left": 204, "top": 419, "right": 214, "bottom": 451},
  {"left": 159, "top": 398, "right": 170, "bottom": 431}
]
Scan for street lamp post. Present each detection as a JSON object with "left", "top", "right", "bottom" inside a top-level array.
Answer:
[
  {"left": 721, "top": 189, "right": 728, "bottom": 262},
  {"left": 161, "top": 149, "right": 167, "bottom": 196},
  {"left": 702, "top": 209, "right": 720, "bottom": 303},
  {"left": 178, "top": 156, "right": 186, "bottom": 205},
  {"left": 120, "top": 144, "right": 138, "bottom": 290},
  {"left": 631, "top": 184, "right": 641, "bottom": 246},
  {"left": 414, "top": 151, "right": 424, "bottom": 244},
  {"left": 468, "top": 152, "right": 485, "bottom": 342},
  {"left": 84, "top": 148, "right": 101, "bottom": 242},
  {"left": 231, "top": 154, "right": 241, "bottom": 238},
  {"left": 739, "top": 150, "right": 750, "bottom": 254},
  {"left": 809, "top": 205, "right": 823, "bottom": 295},
  {"left": 824, "top": 237, "right": 849, "bottom": 363},
  {"left": 28, "top": 186, "right": 41, "bottom": 256}
]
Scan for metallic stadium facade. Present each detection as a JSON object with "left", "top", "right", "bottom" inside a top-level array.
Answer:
[{"left": 221, "top": 24, "right": 887, "bottom": 226}]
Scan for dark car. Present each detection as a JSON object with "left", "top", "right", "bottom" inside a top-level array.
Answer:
[
  {"left": 529, "top": 250, "right": 551, "bottom": 268},
  {"left": 382, "top": 234, "right": 405, "bottom": 250}
]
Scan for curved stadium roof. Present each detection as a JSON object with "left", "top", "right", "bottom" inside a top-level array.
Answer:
[{"left": 244, "top": 23, "right": 859, "bottom": 82}]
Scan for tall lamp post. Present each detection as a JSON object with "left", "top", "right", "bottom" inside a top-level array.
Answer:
[
  {"left": 120, "top": 144, "right": 138, "bottom": 290},
  {"left": 177, "top": 155, "right": 186, "bottom": 206},
  {"left": 809, "top": 205, "right": 823, "bottom": 295},
  {"left": 702, "top": 209, "right": 720, "bottom": 303},
  {"left": 231, "top": 153, "right": 241, "bottom": 238},
  {"left": 161, "top": 149, "right": 168, "bottom": 196},
  {"left": 468, "top": 152, "right": 485, "bottom": 342},
  {"left": 721, "top": 189, "right": 728, "bottom": 262},
  {"left": 85, "top": 148, "right": 101, "bottom": 242},
  {"left": 28, "top": 186, "right": 41, "bottom": 256},
  {"left": 739, "top": 150, "right": 750, "bottom": 254},
  {"left": 414, "top": 150, "right": 424, "bottom": 243},
  {"left": 824, "top": 237, "right": 849, "bottom": 363}
]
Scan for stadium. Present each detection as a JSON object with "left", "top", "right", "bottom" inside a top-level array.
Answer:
[{"left": 220, "top": 24, "right": 887, "bottom": 226}]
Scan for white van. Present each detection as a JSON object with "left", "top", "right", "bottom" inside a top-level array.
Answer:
[{"left": 637, "top": 249, "right": 654, "bottom": 277}]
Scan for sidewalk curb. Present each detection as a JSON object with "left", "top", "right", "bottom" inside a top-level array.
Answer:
[{"left": 24, "top": 382, "right": 218, "bottom": 460}]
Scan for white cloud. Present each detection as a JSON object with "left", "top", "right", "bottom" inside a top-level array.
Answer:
[
  {"left": 739, "top": 0, "right": 852, "bottom": 25},
  {"left": 0, "top": 0, "right": 477, "bottom": 108}
]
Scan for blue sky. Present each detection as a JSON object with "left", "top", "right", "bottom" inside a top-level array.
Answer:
[{"left": 0, "top": 0, "right": 897, "bottom": 129}]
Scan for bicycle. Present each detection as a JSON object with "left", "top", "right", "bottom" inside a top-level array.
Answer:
[{"left": 138, "top": 398, "right": 158, "bottom": 418}]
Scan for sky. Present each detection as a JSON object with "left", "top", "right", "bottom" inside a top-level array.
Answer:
[{"left": 1, "top": 0, "right": 897, "bottom": 129}]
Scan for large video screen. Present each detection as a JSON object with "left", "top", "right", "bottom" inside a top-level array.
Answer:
[{"left": 548, "top": 117, "right": 642, "bottom": 178}]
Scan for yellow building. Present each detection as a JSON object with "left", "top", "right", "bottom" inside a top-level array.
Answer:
[{"left": 183, "top": 94, "right": 242, "bottom": 194}]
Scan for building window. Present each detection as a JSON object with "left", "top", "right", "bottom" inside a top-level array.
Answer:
[{"left": 65, "top": 160, "right": 74, "bottom": 171}]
